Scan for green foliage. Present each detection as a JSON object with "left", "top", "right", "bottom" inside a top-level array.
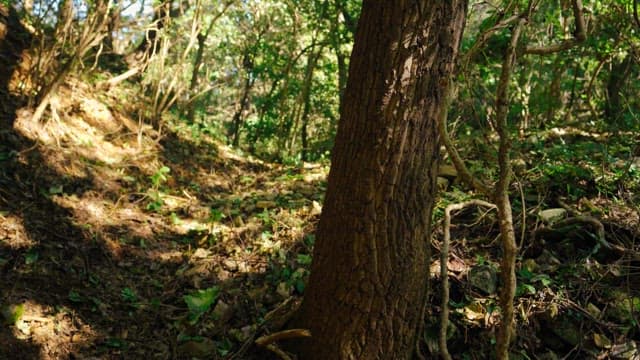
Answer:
[
  {"left": 146, "top": 166, "right": 171, "bottom": 212},
  {"left": 1, "top": 303, "right": 25, "bottom": 325},
  {"left": 150, "top": 166, "right": 171, "bottom": 188},
  {"left": 24, "top": 249, "right": 38, "bottom": 265},
  {"left": 183, "top": 287, "right": 220, "bottom": 325},
  {"left": 121, "top": 288, "right": 138, "bottom": 303},
  {"left": 516, "top": 268, "right": 553, "bottom": 297},
  {"left": 208, "top": 208, "right": 225, "bottom": 223}
]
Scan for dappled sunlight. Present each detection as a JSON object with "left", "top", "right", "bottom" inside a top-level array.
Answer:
[
  {"left": 5, "top": 300, "right": 97, "bottom": 358},
  {"left": 0, "top": 213, "right": 35, "bottom": 249},
  {"left": 2, "top": 0, "right": 638, "bottom": 357}
]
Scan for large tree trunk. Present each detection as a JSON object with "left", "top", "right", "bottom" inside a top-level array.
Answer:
[{"left": 297, "top": 1, "right": 467, "bottom": 359}]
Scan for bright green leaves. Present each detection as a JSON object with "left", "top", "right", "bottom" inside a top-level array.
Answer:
[{"left": 183, "top": 286, "right": 220, "bottom": 325}]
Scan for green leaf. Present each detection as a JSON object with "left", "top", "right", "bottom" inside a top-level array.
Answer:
[
  {"left": 2, "top": 303, "right": 25, "bottom": 325},
  {"left": 48, "top": 185, "right": 63, "bottom": 195},
  {"left": 296, "top": 254, "right": 312, "bottom": 265},
  {"left": 24, "top": 250, "right": 38, "bottom": 265},
  {"left": 121, "top": 288, "right": 137, "bottom": 302},
  {"left": 516, "top": 283, "right": 536, "bottom": 296},
  {"left": 209, "top": 208, "right": 225, "bottom": 223},
  {"left": 68, "top": 290, "right": 83, "bottom": 303},
  {"left": 517, "top": 267, "right": 534, "bottom": 281},
  {"left": 183, "top": 287, "right": 220, "bottom": 324},
  {"left": 532, "top": 274, "right": 553, "bottom": 287}
]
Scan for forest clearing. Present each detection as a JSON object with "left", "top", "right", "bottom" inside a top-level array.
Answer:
[{"left": 1, "top": 1, "right": 639, "bottom": 359}]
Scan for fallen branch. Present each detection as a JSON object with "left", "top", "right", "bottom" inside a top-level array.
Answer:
[
  {"left": 255, "top": 328, "right": 312, "bottom": 347},
  {"left": 254, "top": 329, "right": 311, "bottom": 360},
  {"left": 98, "top": 66, "right": 141, "bottom": 89}
]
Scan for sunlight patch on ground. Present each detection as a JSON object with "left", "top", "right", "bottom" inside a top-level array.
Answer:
[
  {"left": 8, "top": 300, "right": 96, "bottom": 359},
  {"left": 0, "top": 213, "right": 36, "bottom": 249},
  {"left": 53, "top": 194, "right": 114, "bottom": 227}
]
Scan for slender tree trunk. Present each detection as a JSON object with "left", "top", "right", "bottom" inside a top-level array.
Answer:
[
  {"left": 297, "top": 1, "right": 468, "bottom": 359},
  {"left": 299, "top": 48, "right": 320, "bottom": 162},
  {"left": 186, "top": 32, "right": 207, "bottom": 123},
  {"left": 544, "top": 56, "right": 567, "bottom": 124},
  {"left": 230, "top": 52, "right": 254, "bottom": 147},
  {"left": 605, "top": 54, "right": 633, "bottom": 130},
  {"left": 329, "top": 19, "right": 348, "bottom": 115},
  {"left": 186, "top": 1, "right": 235, "bottom": 123},
  {"left": 131, "top": 0, "right": 171, "bottom": 60}
]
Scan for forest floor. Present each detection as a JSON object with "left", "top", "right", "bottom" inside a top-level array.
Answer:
[
  {"left": 0, "top": 46, "right": 639, "bottom": 360},
  {"left": 0, "top": 78, "right": 639, "bottom": 360}
]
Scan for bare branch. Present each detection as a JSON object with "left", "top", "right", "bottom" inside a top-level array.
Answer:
[{"left": 437, "top": 82, "right": 492, "bottom": 195}]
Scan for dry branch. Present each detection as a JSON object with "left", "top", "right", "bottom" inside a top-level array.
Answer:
[
  {"left": 255, "top": 329, "right": 312, "bottom": 347},
  {"left": 437, "top": 80, "right": 491, "bottom": 196}
]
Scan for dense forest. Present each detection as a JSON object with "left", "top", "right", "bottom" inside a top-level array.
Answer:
[{"left": 0, "top": 0, "right": 639, "bottom": 359}]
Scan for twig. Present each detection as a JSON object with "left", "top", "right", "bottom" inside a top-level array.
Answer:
[
  {"left": 440, "top": 200, "right": 497, "bottom": 360},
  {"left": 437, "top": 79, "right": 491, "bottom": 196},
  {"left": 255, "top": 329, "right": 311, "bottom": 360},
  {"left": 255, "top": 329, "right": 311, "bottom": 347}
]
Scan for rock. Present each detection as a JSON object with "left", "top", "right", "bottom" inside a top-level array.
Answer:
[
  {"left": 538, "top": 208, "right": 567, "bottom": 224},
  {"left": 438, "top": 164, "right": 458, "bottom": 180},
  {"left": 549, "top": 315, "right": 582, "bottom": 346},
  {"left": 468, "top": 264, "right": 497, "bottom": 294}
]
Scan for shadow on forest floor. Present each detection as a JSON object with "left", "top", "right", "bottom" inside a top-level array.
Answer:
[{"left": 0, "top": 6, "right": 325, "bottom": 359}]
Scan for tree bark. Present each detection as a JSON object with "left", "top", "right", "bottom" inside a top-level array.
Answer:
[
  {"left": 297, "top": 1, "right": 467, "bottom": 359},
  {"left": 605, "top": 53, "right": 633, "bottom": 129},
  {"left": 300, "top": 45, "right": 322, "bottom": 162},
  {"left": 229, "top": 50, "right": 255, "bottom": 147}
]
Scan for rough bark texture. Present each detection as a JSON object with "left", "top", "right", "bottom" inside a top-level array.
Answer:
[{"left": 298, "top": 1, "right": 467, "bottom": 359}]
